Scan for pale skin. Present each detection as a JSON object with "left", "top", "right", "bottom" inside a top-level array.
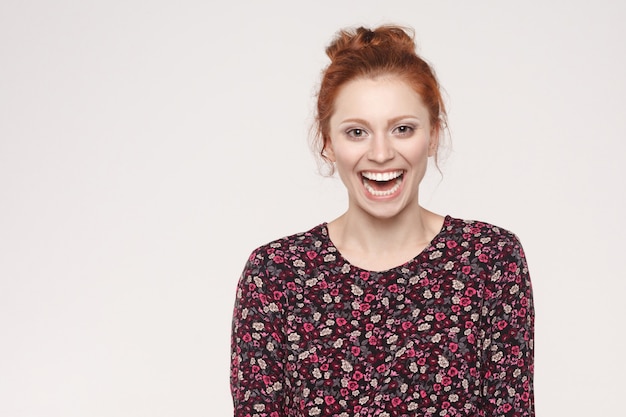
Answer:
[{"left": 324, "top": 75, "right": 445, "bottom": 272}]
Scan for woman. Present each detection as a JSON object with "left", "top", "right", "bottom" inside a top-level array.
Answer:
[{"left": 231, "top": 25, "right": 534, "bottom": 417}]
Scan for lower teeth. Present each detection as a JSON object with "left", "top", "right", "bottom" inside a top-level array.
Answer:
[{"left": 363, "top": 178, "right": 401, "bottom": 196}]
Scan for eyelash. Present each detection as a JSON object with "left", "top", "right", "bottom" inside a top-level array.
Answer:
[
  {"left": 346, "top": 128, "right": 367, "bottom": 139},
  {"left": 393, "top": 125, "right": 414, "bottom": 136},
  {"left": 345, "top": 125, "right": 416, "bottom": 139}
]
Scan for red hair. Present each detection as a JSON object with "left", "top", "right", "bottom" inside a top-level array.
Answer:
[{"left": 314, "top": 25, "right": 447, "bottom": 174}]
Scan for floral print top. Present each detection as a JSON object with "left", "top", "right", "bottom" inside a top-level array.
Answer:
[{"left": 231, "top": 216, "right": 534, "bottom": 417}]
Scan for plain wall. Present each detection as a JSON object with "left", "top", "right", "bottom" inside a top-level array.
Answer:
[{"left": 1, "top": 0, "right": 625, "bottom": 415}]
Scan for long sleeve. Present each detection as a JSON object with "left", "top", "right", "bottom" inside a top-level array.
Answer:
[
  {"left": 480, "top": 235, "right": 535, "bottom": 416},
  {"left": 231, "top": 249, "right": 287, "bottom": 417}
]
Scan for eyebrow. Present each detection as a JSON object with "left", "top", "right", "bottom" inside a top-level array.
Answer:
[{"left": 339, "top": 115, "right": 421, "bottom": 125}]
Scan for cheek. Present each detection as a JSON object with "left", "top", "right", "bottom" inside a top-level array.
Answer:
[{"left": 401, "top": 141, "right": 430, "bottom": 163}]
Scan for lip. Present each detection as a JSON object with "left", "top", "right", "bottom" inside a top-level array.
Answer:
[{"left": 360, "top": 169, "right": 405, "bottom": 198}]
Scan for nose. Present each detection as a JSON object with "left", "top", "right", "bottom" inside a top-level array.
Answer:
[{"left": 367, "top": 135, "right": 394, "bottom": 163}]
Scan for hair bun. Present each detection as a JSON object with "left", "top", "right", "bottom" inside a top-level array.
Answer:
[{"left": 325, "top": 25, "right": 416, "bottom": 61}]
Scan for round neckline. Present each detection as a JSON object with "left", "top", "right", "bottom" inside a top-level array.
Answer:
[{"left": 321, "top": 215, "right": 451, "bottom": 274}]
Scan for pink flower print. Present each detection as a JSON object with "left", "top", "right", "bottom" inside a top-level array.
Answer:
[
  {"left": 351, "top": 346, "right": 361, "bottom": 356},
  {"left": 448, "top": 367, "right": 459, "bottom": 377},
  {"left": 391, "top": 397, "right": 403, "bottom": 407},
  {"left": 347, "top": 380, "right": 359, "bottom": 390},
  {"left": 462, "top": 265, "right": 472, "bottom": 275},
  {"left": 459, "top": 297, "right": 471, "bottom": 307},
  {"left": 303, "top": 323, "right": 314, "bottom": 332},
  {"left": 273, "top": 255, "right": 284, "bottom": 263},
  {"left": 401, "top": 321, "right": 412, "bottom": 330},
  {"left": 368, "top": 335, "right": 378, "bottom": 345},
  {"left": 320, "top": 363, "right": 329, "bottom": 371},
  {"left": 497, "top": 320, "right": 508, "bottom": 330},
  {"left": 360, "top": 271, "right": 370, "bottom": 280},
  {"left": 508, "top": 262, "right": 518, "bottom": 272},
  {"left": 359, "top": 303, "right": 371, "bottom": 312},
  {"left": 242, "top": 333, "right": 252, "bottom": 342},
  {"left": 478, "top": 253, "right": 488, "bottom": 262},
  {"left": 446, "top": 240, "right": 457, "bottom": 249},
  {"left": 464, "top": 287, "right": 477, "bottom": 297},
  {"left": 324, "top": 396, "right": 335, "bottom": 405},
  {"left": 286, "top": 281, "right": 296, "bottom": 290},
  {"left": 484, "top": 288, "right": 493, "bottom": 299},
  {"left": 353, "top": 370, "right": 364, "bottom": 380},
  {"left": 336, "top": 317, "right": 347, "bottom": 326},
  {"left": 388, "top": 284, "right": 398, "bottom": 293},
  {"left": 364, "top": 294, "right": 375, "bottom": 303},
  {"left": 252, "top": 365, "right": 260, "bottom": 373},
  {"left": 306, "top": 250, "right": 317, "bottom": 259},
  {"left": 435, "top": 312, "right": 446, "bottom": 321},
  {"left": 441, "top": 376, "right": 452, "bottom": 386},
  {"left": 273, "top": 290, "right": 283, "bottom": 300},
  {"left": 448, "top": 342, "right": 458, "bottom": 353},
  {"left": 376, "top": 364, "right": 386, "bottom": 373}
]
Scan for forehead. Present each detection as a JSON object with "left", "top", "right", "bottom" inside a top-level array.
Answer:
[{"left": 331, "top": 76, "right": 429, "bottom": 123}]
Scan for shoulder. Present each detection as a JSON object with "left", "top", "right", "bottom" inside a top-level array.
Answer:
[
  {"left": 247, "top": 223, "right": 328, "bottom": 261},
  {"left": 441, "top": 216, "right": 527, "bottom": 263},
  {"left": 444, "top": 216, "right": 522, "bottom": 246},
  {"left": 242, "top": 223, "right": 329, "bottom": 275}
]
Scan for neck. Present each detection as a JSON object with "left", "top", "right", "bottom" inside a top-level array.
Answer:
[{"left": 327, "top": 205, "right": 445, "bottom": 271}]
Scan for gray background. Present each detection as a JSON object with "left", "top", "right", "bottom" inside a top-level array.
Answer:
[{"left": 1, "top": 0, "right": 625, "bottom": 415}]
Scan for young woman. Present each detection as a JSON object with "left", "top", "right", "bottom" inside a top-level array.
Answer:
[{"left": 231, "top": 25, "right": 534, "bottom": 417}]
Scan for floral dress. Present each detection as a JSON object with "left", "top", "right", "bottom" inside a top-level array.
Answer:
[{"left": 231, "top": 216, "right": 534, "bottom": 417}]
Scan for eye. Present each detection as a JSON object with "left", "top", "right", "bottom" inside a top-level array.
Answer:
[
  {"left": 393, "top": 125, "right": 414, "bottom": 136},
  {"left": 346, "top": 128, "right": 368, "bottom": 139}
]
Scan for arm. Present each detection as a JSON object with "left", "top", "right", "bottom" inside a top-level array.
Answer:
[
  {"left": 481, "top": 235, "right": 535, "bottom": 416},
  {"left": 231, "top": 249, "right": 287, "bottom": 417}
]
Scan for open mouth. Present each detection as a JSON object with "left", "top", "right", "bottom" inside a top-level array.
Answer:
[{"left": 361, "top": 170, "right": 404, "bottom": 197}]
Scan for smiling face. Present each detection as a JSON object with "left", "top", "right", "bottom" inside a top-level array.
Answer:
[{"left": 325, "top": 76, "right": 438, "bottom": 220}]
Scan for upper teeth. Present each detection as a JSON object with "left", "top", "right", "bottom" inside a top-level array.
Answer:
[{"left": 362, "top": 171, "right": 403, "bottom": 181}]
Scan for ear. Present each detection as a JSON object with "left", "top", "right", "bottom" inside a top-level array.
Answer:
[
  {"left": 323, "top": 140, "right": 336, "bottom": 162},
  {"left": 428, "top": 126, "right": 440, "bottom": 157}
]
